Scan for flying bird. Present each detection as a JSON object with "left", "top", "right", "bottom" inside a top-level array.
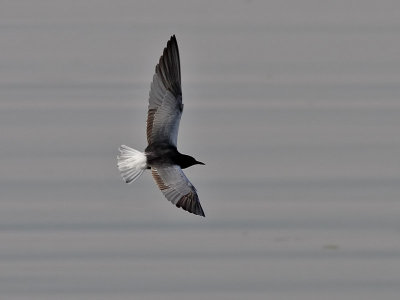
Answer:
[{"left": 117, "top": 35, "right": 205, "bottom": 217}]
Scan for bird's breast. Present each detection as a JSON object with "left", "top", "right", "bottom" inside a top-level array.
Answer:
[{"left": 145, "top": 143, "right": 179, "bottom": 167}]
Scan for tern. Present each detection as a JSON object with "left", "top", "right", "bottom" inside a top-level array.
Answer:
[{"left": 117, "top": 35, "right": 205, "bottom": 217}]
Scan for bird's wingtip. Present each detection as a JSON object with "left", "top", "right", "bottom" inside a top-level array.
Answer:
[{"left": 176, "top": 194, "right": 205, "bottom": 217}]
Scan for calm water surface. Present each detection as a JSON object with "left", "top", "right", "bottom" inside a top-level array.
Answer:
[{"left": 1, "top": 1, "right": 400, "bottom": 299}]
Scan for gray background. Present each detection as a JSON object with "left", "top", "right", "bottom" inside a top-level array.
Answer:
[{"left": 1, "top": 0, "right": 400, "bottom": 299}]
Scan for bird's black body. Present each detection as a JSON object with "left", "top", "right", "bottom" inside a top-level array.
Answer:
[
  {"left": 144, "top": 143, "right": 204, "bottom": 169},
  {"left": 145, "top": 143, "right": 204, "bottom": 169}
]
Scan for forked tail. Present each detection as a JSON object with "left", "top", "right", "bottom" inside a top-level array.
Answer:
[{"left": 117, "top": 145, "right": 147, "bottom": 183}]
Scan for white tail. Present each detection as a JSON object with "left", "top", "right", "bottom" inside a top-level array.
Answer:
[{"left": 117, "top": 145, "right": 147, "bottom": 183}]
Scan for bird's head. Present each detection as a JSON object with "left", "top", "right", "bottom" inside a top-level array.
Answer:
[{"left": 179, "top": 154, "right": 205, "bottom": 169}]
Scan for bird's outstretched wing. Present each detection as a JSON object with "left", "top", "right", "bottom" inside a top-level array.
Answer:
[
  {"left": 152, "top": 166, "right": 205, "bottom": 217},
  {"left": 147, "top": 35, "right": 183, "bottom": 147}
]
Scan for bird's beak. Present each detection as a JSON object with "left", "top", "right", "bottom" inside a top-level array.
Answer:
[{"left": 196, "top": 161, "right": 205, "bottom": 165}]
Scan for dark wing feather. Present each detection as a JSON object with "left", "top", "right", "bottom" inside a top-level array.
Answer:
[
  {"left": 147, "top": 35, "right": 183, "bottom": 146},
  {"left": 151, "top": 166, "right": 205, "bottom": 217}
]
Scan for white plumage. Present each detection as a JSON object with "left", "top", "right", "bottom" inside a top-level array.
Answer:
[{"left": 117, "top": 145, "right": 147, "bottom": 184}]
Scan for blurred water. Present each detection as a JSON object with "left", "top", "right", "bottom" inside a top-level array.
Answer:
[{"left": 1, "top": 1, "right": 400, "bottom": 299}]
